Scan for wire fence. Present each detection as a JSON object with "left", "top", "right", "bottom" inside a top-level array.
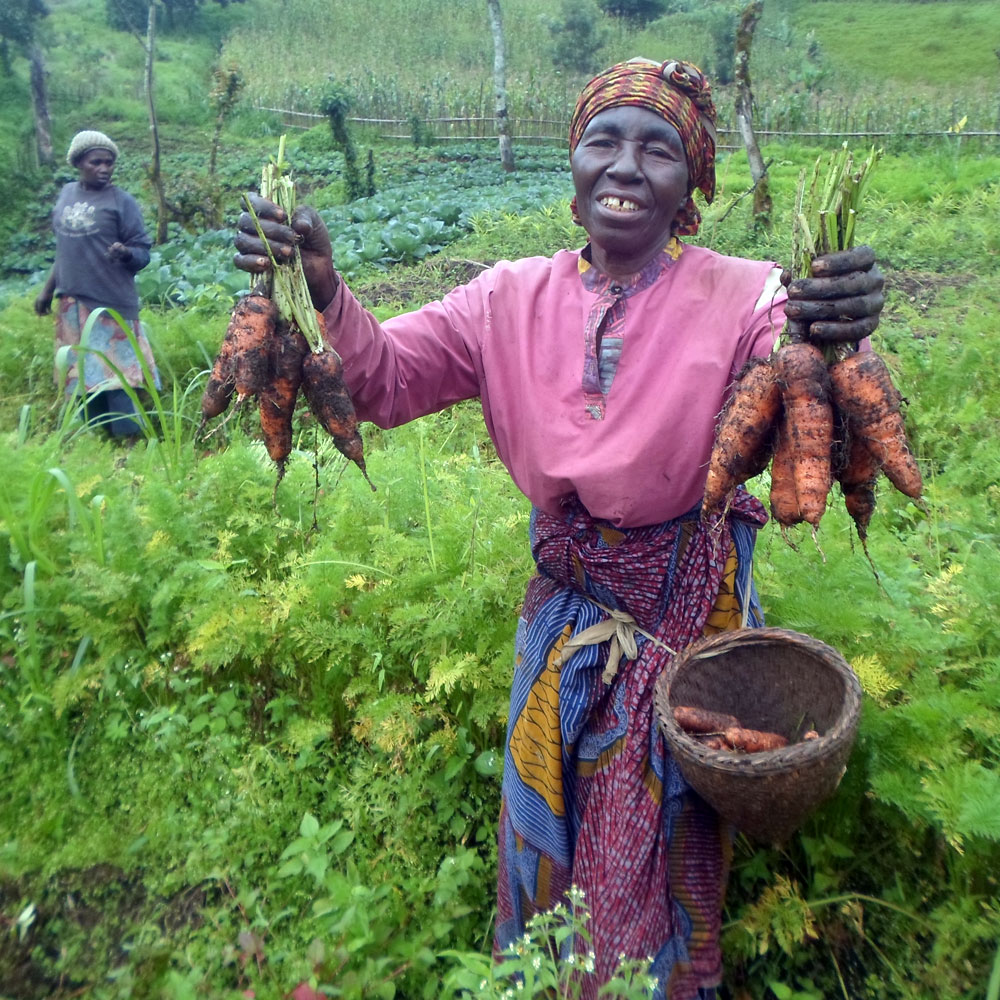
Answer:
[{"left": 257, "top": 106, "right": 1000, "bottom": 149}]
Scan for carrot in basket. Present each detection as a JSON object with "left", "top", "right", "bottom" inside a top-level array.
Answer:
[
  {"left": 673, "top": 705, "right": 742, "bottom": 735},
  {"left": 829, "top": 351, "right": 923, "bottom": 500},
  {"left": 693, "top": 735, "right": 728, "bottom": 751},
  {"left": 723, "top": 726, "right": 789, "bottom": 753},
  {"left": 772, "top": 341, "right": 834, "bottom": 528},
  {"left": 702, "top": 356, "right": 782, "bottom": 526}
]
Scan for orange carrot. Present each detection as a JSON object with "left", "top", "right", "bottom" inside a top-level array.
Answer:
[
  {"left": 259, "top": 323, "right": 308, "bottom": 471},
  {"left": 769, "top": 411, "right": 804, "bottom": 527},
  {"left": 829, "top": 351, "right": 923, "bottom": 499},
  {"left": 673, "top": 705, "right": 742, "bottom": 734},
  {"left": 723, "top": 726, "right": 789, "bottom": 753},
  {"left": 300, "top": 349, "right": 375, "bottom": 489},
  {"left": 200, "top": 314, "right": 242, "bottom": 422},
  {"left": 837, "top": 424, "right": 882, "bottom": 540},
  {"left": 702, "top": 356, "right": 782, "bottom": 525},
  {"left": 230, "top": 294, "right": 279, "bottom": 399},
  {"left": 200, "top": 340, "right": 237, "bottom": 421},
  {"left": 772, "top": 341, "right": 834, "bottom": 527},
  {"left": 693, "top": 735, "right": 727, "bottom": 751}
]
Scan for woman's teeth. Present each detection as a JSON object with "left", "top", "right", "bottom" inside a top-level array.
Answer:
[{"left": 600, "top": 196, "right": 639, "bottom": 212}]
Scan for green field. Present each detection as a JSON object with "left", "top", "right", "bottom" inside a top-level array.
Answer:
[{"left": 2, "top": 1, "right": 1000, "bottom": 998}]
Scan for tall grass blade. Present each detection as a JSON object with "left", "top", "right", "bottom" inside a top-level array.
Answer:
[
  {"left": 987, "top": 937, "right": 1000, "bottom": 1000},
  {"left": 17, "top": 405, "right": 31, "bottom": 445}
]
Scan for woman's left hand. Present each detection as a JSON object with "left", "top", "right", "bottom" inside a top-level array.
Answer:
[
  {"left": 782, "top": 245, "right": 884, "bottom": 343},
  {"left": 107, "top": 242, "right": 132, "bottom": 263}
]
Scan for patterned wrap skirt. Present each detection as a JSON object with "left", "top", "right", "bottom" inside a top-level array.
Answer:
[
  {"left": 495, "top": 489, "right": 767, "bottom": 1000},
  {"left": 54, "top": 296, "right": 160, "bottom": 398}
]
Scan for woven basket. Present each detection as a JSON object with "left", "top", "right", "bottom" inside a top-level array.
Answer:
[{"left": 654, "top": 627, "right": 862, "bottom": 845}]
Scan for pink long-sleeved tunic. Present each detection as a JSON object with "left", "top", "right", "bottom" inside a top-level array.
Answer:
[{"left": 323, "top": 241, "right": 786, "bottom": 527}]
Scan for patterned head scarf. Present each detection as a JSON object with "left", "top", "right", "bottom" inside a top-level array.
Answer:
[{"left": 568, "top": 58, "right": 717, "bottom": 236}]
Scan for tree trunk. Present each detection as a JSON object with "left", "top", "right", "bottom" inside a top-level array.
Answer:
[
  {"left": 144, "top": 2, "right": 169, "bottom": 244},
  {"left": 29, "top": 43, "right": 53, "bottom": 167},
  {"left": 485, "top": 0, "right": 515, "bottom": 173},
  {"left": 734, "top": 0, "right": 771, "bottom": 228}
]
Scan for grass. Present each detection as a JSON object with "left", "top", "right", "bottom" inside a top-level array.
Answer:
[{"left": 788, "top": 0, "right": 1000, "bottom": 93}]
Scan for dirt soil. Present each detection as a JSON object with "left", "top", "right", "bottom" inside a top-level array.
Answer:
[
  {"left": 882, "top": 268, "right": 976, "bottom": 325},
  {"left": 357, "top": 256, "right": 491, "bottom": 310},
  {"left": 0, "top": 865, "right": 213, "bottom": 999}
]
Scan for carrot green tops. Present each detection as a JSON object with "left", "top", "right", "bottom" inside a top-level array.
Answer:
[{"left": 323, "top": 240, "right": 786, "bottom": 527}]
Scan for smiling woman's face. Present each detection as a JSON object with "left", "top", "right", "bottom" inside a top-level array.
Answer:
[{"left": 571, "top": 105, "right": 690, "bottom": 278}]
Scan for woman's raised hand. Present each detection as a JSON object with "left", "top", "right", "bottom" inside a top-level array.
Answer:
[
  {"left": 233, "top": 193, "right": 340, "bottom": 311},
  {"left": 782, "top": 245, "right": 885, "bottom": 343}
]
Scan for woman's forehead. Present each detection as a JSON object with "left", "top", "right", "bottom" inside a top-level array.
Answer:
[{"left": 580, "top": 106, "right": 683, "bottom": 144}]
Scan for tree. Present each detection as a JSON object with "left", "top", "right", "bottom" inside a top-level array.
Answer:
[
  {"left": 141, "top": 1, "right": 170, "bottom": 243},
  {"left": 319, "top": 80, "right": 375, "bottom": 201},
  {"left": 597, "top": 0, "right": 666, "bottom": 27},
  {"left": 733, "top": 0, "right": 771, "bottom": 229},
  {"left": 548, "top": 0, "right": 606, "bottom": 76},
  {"left": 485, "top": 0, "right": 515, "bottom": 173},
  {"left": 106, "top": 0, "right": 244, "bottom": 34},
  {"left": 0, "top": 0, "right": 53, "bottom": 166}
]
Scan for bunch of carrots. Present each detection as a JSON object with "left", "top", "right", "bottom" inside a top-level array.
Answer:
[
  {"left": 702, "top": 146, "right": 921, "bottom": 542},
  {"left": 199, "top": 139, "right": 373, "bottom": 490}
]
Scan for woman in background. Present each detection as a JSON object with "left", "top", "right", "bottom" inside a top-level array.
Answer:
[{"left": 35, "top": 129, "right": 159, "bottom": 439}]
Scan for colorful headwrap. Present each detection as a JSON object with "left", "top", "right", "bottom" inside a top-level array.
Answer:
[{"left": 568, "top": 57, "right": 717, "bottom": 236}]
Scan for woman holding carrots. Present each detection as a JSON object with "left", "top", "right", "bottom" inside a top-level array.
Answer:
[{"left": 234, "top": 58, "right": 883, "bottom": 1000}]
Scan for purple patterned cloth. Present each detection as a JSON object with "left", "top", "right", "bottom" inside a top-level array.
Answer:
[{"left": 496, "top": 491, "right": 766, "bottom": 1000}]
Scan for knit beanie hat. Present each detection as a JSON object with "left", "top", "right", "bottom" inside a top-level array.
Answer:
[{"left": 67, "top": 130, "right": 120, "bottom": 166}]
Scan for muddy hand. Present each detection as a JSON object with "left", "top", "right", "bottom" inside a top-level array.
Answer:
[
  {"left": 784, "top": 245, "right": 884, "bottom": 343},
  {"left": 233, "top": 193, "right": 298, "bottom": 273},
  {"left": 233, "top": 194, "right": 339, "bottom": 310}
]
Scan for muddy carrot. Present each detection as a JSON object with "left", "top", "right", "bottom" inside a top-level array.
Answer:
[
  {"left": 837, "top": 422, "right": 882, "bottom": 541},
  {"left": 829, "top": 351, "right": 922, "bottom": 499},
  {"left": 300, "top": 349, "right": 374, "bottom": 489},
  {"left": 200, "top": 333, "right": 238, "bottom": 422},
  {"left": 673, "top": 705, "right": 742, "bottom": 734},
  {"left": 692, "top": 735, "right": 728, "bottom": 750},
  {"left": 702, "top": 356, "right": 782, "bottom": 526},
  {"left": 723, "top": 726, "right": 790, "bottom": 753},
  {"left": 769, "top": 410, "right": 804, "bottom": 527},
  {"left": 772, "top": 341, "right": 834, "bottom": 527},
  {"left": 259, "top": 322, "right": 308, "bottom": 472},
  {"left": 230, "top": 293, "right": 279, "bottom": 400}
]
